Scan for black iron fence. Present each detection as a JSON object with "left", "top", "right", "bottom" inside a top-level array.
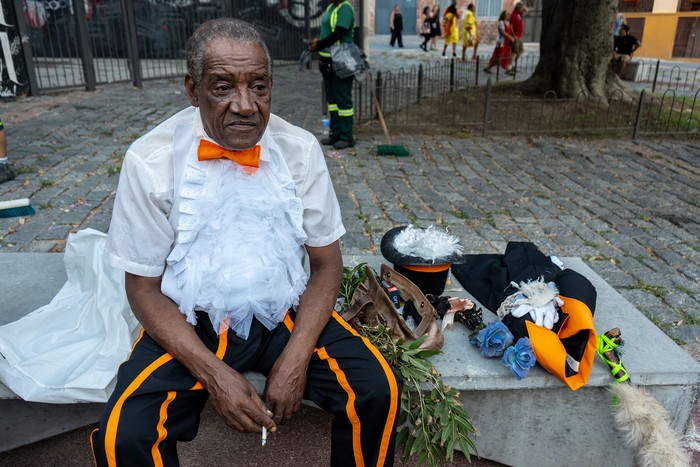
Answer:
[
  {"left": 631, "top": 59, "right": 700, "bottom": 94},
  {"left": 354, "top": 60, "right": 700, "bottom": 139},
  {"left": 13, "top": 0, "right": 330, "bottom": 94}
]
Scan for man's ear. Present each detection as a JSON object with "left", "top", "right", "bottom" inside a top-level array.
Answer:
[{"left": 185, "top": 74, "right": 199, "bottom": 107}]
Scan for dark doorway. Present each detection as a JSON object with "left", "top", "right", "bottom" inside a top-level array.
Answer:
[{"left": 673, "top": 16, "right": 700, "bottom": 58}]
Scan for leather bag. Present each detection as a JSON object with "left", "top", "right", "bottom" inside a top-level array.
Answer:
[{"left": 342, "top": 264, "right": 444, "bottom": 351}]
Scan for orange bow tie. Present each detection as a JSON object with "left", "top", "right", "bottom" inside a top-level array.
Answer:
[{"left": 197, "top": 140, "right": 261, "bottom": 175}]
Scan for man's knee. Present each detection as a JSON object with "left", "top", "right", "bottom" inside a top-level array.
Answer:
[{"left": 356, "top": 370, "right": 402, "bottom": 414}]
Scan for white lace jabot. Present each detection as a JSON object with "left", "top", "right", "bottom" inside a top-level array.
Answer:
[{"left": 162, "top": 127, "right": 308, "bottom": 339}]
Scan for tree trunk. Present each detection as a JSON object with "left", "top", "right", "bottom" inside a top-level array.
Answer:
[{"left": 521, "top": 0, "right": 625, "bottom": 101}]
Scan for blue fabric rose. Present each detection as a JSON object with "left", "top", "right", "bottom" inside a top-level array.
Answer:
[
  {"left": 502, "top": 337, "right": 537, "bottom": 380},
  {"left": 472, "top": 321, "right": 514, "bottom": 358}
]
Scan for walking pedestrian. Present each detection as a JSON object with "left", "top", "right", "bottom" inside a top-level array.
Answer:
[
  {"left": 460, "top": 3, "right": 479, "bottom": 61},
  {"left": 429, "top": 4, "right": 441, "bottom": 51},
  {"left": 441, "top": 0, "right": 459, "bottom": 59},
  {"left": 483, "top": 10, "right": 514, "bottom": 74},
  {"left": 420, "top": 6, "right": 431, "bottom": 51},
  {"left": 389, "top": 4, "right": 404, "bottom": 48},
  {"left": 508, "top": 2, "right": 527, "bottom": 73}
]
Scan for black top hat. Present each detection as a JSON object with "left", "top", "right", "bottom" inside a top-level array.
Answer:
[{"left": 380, "top": 225, "right": 464, "bottom": 296}]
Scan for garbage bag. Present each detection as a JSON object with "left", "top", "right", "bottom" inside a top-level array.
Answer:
[
  {"left": 330, "top": 43, "right": 369, "bottom": 79},
  {"left": 0, "top": 229, "right": 141, "bottom": 403}
]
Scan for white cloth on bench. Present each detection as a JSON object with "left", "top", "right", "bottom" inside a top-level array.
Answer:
[{"left": 0, "top": 229, "right": 140, "bottom": 403}]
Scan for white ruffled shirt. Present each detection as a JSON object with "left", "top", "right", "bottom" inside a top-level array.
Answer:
[{"left": 106, "top": 107, "right": 345, "bottom": 338}]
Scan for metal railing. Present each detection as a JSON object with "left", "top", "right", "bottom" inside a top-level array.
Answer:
[
  {"left": 15, "top": 0, "right": 324, "bottom": 94},
  {"left": 355, "top": 70, "right": 700, "bottom": 138},
  {"left": 632, "top": 59, "right": 700, "bottom": 94}
]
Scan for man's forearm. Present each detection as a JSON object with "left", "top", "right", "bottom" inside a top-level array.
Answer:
[{"left": 125, "top": 273, "right": 229, "bottom": 386}]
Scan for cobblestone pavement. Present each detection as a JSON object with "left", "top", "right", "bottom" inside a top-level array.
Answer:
[{"left": 1, "top": 35, "right": 699, "bottom": 463}]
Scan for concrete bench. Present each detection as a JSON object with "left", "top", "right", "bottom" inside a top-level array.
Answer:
[
  {"left": 612, "top": 58, "right": 643, "bottom": 82},
  {"left": 2, "top": 253, "right": 699, "bottom": 466}
]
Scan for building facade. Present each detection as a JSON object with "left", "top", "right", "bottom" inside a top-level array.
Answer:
[{"left": 622, "top": 0, "right": 700, "bottom": 62}]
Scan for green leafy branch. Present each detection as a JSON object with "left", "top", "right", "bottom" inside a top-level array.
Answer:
[
  {"left": 339, "top": 264, "right": 478, "bottom": 465},
  {"left": 337, "top": 263, "right": 368, "bottom": 313},
  {"left": 357, "top": 324, "right": 478, "bottom": 466}
]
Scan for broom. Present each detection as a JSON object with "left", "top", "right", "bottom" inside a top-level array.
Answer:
[
  {"left": 0, "top": 198, "right": 36, "bottom": 218},
  {"left": 369, "top": 76, "right": 409, "bottom": 157}
]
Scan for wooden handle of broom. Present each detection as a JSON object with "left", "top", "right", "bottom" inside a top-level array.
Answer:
[{"left": 369, "top": 76, "right": 392, "bottom": 145}]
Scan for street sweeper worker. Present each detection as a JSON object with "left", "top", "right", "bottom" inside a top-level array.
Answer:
[
  {"left": 90, "top": 18, "right": 400, "bottom": 467},
  {"left": 309, "top": 0, "right": 356, "bottom": 150}
]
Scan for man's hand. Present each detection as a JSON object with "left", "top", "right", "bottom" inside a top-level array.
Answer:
[
  {"left": 207, "top": 363, "right": 277, "bottom": 433},
  {"left": 262, "top": 241, "right": 342, "bottom": 425},
  {"left": 309, "top": 38, "right": 319, "bottom": 52},
  {"left": 263, "top": 349, "right": 309, "bottom": 424},
  {"left": 124, "top": 273, "right": 277, "bottom": 434}
]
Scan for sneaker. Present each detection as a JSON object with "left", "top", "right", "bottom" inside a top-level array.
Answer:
[
  {"left": 0, "top": 163, "right": 15, "bottom": 184},
  {"left": 321, "top": 136, "right": 339, "bottom": 146},
  {"left": 333, "top": 139, "right": 354, "bottom": 150}
]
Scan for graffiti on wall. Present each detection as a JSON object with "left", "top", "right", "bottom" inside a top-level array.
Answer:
[{"left": 0, "top": 1, "right": 27, "bottom": 99}]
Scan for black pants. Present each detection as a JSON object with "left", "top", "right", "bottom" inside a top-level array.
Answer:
[
  {"left": 319, "top": 59, "right": 354, "bottom": 143},
  {"left": 390, "top": 29, "right": 403, "bottom": 47},
  {"left": 91, "top": 311, "right": 401, "bottom": 466}
]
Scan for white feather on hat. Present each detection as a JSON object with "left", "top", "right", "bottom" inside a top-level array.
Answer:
[{"left": 392, "top": 225, "right": 463, "bottom": 263}]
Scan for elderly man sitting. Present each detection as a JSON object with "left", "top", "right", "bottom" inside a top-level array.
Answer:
[{"left": 89, "top": 17, "right": 401, "bottom": 467}]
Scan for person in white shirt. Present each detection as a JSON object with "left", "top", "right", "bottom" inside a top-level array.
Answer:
[{"left": 90, "top": 18, "right": 400, "bottom": 467}]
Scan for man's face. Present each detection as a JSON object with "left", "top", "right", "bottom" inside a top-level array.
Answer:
[
  {"left": 186, "top": 39, "right": 272, "bottom": 151},
  {"left": 620, "top": 28, "right": 628, "bottom": 37}
]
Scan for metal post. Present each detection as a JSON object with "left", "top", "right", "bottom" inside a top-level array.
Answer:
[
  {"left": 652, "top": 59, "right": 660, "bottom": 94},
  {"left": 121, "top": 0, "right": 142, "bottom": 88},
  {"left": 358, "top": 0, "right": 364, "bottom": 50},
  {"left": 232, "top": 0, "right": 240, "bottom": 18},
  {"left": 475, "top": 56, "right": 479, "bottom": 87},
  {"left": 633, "top": 89, "right": 645, "bottom": 139},
  {"left": 304, "top": 0, "right": 311, "bottom": 46},
  {"left": 71, "top": 0, "right": 96, "bottom": 91},
  {"left": 376, "top": 71, "right": 383, "bottom": 119},
  {"left": 449, "top": 58, "right": 455, "bottom": 93},
  {"left": 482, "top": 77, "right": 492, "bottom": 136},
  {"left": 10, "top": 0, "right": 40, "bottom": 96},
  {"left": 417, "top": 64, "right": 423, "bottom": 103}
]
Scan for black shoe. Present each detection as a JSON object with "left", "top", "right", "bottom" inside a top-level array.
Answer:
[
  {"left": 0, "top": 163, "right": 15, "bottom": 184},
  {"left": 321, "top": 136, "right": 339, "bottom": 146},
  {"left": 333, "top": 139, "right": 354, "bottom": 150}
]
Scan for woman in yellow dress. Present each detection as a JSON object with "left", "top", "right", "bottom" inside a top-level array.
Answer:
[{"left": 441, "top": 0, "right": 459, "bottom": 58}]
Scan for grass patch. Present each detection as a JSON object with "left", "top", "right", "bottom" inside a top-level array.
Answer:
[
  {"left": 40, "top": 179, "right": 57, "bottom": 188},
  {"left": 583, "top": 239, "right": 599, "bottom": 248},
  {"left": 105, "top": 163, "right": 121, "bottom": 175},
  {"left": 39, "top": 201, "right": 54, "bottom": 209},
  {"left": 534, "top": 190, "right": 550, "bottom": 200},
  {"left": 629, "top": 280, "right": 667, "bottom": 299},
  {"left": 584, "top": 255, "right": 619, "bottom": 264},
  {"left": 13, "top": 165, "right": 38, "bottom": 175},
  {"left": 624, "top": 253, "right": 649, "bottom": 262},
  {"left": 448, "top": 209, "right": 469, "bottom": 220},
  {"left": 676, "top": 285, "right": 696, "bottom": 298}
]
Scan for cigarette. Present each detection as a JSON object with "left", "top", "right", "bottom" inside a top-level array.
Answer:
[{"left": 262, "top": 426, "right": 267, "bottom": 446}]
